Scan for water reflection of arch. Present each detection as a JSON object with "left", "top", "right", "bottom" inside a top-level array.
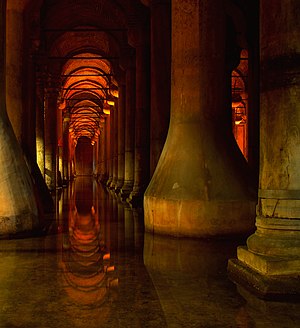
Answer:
[{"left": 61, "top": 177, "right": 118, "bottom": 307}]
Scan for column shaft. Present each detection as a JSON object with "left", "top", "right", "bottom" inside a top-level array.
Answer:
[
  {"left": 116, "top": 84, "right": 126, "bottom": 192},
  {"left": 121, "top": 65, "right": 136, "bottom": 200},
  {"left": 144, "top": 0, "right": 255, "bottom": 237},
  {"left": 44, "top": 89, "right": 58, "bottom": 190},
  {"left": 129, "top": 30, "right": 151, "bottom": 204},
  {"left": 0, "top": 0, "right": 39, "bottom": 236},
  {"left": 149, "top": 0, "right": 171, "bottom": 176}
]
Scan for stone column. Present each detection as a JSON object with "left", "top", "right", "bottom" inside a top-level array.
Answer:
[
  {"left": 44, "top": 78, "right": 58, "bottom": 190},
  {"left": 144, "top": 0, "right": 256, "bottom": 237},
  {"left": 62, "top": 114, "right": 70, "bottom": 183},
  {"left": 103, "top": 112, "right": 111, "bottom": 184},
  {"left": 128, "top": 22, "right": 151, "bottom": 205},
  {"left": 5, "top": 0, "right": 25, "bottom": 141},
  {"left": 120, "top": 55, "right": 136, "bottom": 201},
  {"left": 36, "top": 74, "right": 45, "bottom": 175},
  {"left": 228, "top": 0, "right": 300, "bottom": 298},
  {"left": 96, "top": 119, "right": 103, "bottom": 181},
  {"left": 111, "top": 102, "right": 118, "bottom": 189},
  {"left": 0, "top": 0, "right": 38, "bottom": 236},
  {"left": 149, "top": 0, "right": 171, "bottom": 176},
  {"left": 115, "top": 82, "right": 126, "bottom": 193},
  {"left": 106, "top": 105, "right": 114, "bottom": 187}
]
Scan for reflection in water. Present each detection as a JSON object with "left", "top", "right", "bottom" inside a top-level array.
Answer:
[
  {"left": 60, "top": 177, "right": 118, "bottom": 307},
  {"left": 0, "top": 177, "right": 300, "bottom": 327}
]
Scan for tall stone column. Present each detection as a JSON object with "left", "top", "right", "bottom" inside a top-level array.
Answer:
[
  {"left": 44, "top": 79, "right": 58, "bottom": 190},
  {"left": 100, "top": 115, "right": 109, "bottom": 183},
  {"left": 128, "top": 23, "right": 151, "bottom": 204},
  {"left": 98, "top": 126, "right": 103, "bottom": 180},
  {"left": 0, "top": 0, "right": 38, "bottom": 236},
  {"left": 228, "top": 0, "right": 300, "bottom": 298},
  {"left": 149, "top": 0, "right": 171, "bottom": 177},
  {"left": 106, "top": 106, "right": 114, "bottom": 186},
  {"left": 5, "top": 0, "right": 25, "bottom": 141},
  {"left": 62, "top": 114, "right": 70, "bottom": 183},
  {"left": 102, "top": 112, "right": 111, "bottom": 184},
  {"left": 144, "top": 0, "right": 255, "bottom": 237},
  {"left": 115, "top": 82, "right": 126, "bottom": 193},
  {"left": 111, "top": 103, "right": 118, "bottom": 189},
  {"left": 36, "top": 74, "right": 45, "bottom": 175},
  {"left": 120, "top": 55, "right": 136, "bottom": 201}
]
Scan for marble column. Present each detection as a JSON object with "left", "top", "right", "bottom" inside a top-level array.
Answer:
[
  {"left": 149, "top": 0, "right": 171, "bottom": 177},
  {"left": 228, "top": 0, "right": 300, "bottom": 298},
  {"left": 128, "top": 23, "right": 151, "bottom": 204},
  {"left": 120, "top": 55, "right": 136, "bottom": 201},
  {"left": 144, "top": 0, "right": 256, "bottom": 237},
  {"left": 115, "top": 82, "right": 126, "bottom": 193},
  {"left": 0, "top": 0, "right": 39, "bottom": 236}
]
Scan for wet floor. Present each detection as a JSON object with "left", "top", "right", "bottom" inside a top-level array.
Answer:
[{"left": 0, "top": 177, "right": 300, "bottom": 328}]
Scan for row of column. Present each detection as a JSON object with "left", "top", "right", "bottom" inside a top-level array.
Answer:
[{"left": 95, "top": 0, "right": 171, "bottom": 206}]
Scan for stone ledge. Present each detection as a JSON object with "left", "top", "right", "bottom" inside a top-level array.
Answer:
[
  {"left": 227, "top": 258, "right": 300, "bottom": 301},
  {"left": 237, "top": 246, "right": 300, "bottom": 275}
]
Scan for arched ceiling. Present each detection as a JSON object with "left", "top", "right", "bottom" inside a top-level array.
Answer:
[
  {"left": 21, "top": 0, "right": 148, "bottom": 145},
  {"left": 31, "top": 0, "right": 145, "bottom": 144},
  {"left": 60, "top": 53, "right": 116, "bottom": 143}
]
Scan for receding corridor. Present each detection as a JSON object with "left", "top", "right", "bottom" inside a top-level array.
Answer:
[
  {"left": 1, "top": 0, "right": 300, "bottom": 325},
  {"left": 0, "top": 177, "right": 300, "bottom": 328}
]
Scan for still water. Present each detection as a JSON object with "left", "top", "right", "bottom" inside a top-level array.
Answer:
[{"left": 0, "top": 177, "right": 299, "bottom": 327}]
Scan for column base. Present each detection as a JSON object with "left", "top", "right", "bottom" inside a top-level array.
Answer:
[
  {"left": 128, "top": 188, "right": 144, "bottom": 207},
  {"left": 144, "top": 195, "right": 255, "bottom": 237},
  {"left": 228, "top": 257, "right": 300, "bottom": 301},
  {"left": 114, "top": 179, "right": 124, "bottom": 194},
  {"left": 106, "top": 176, "right": 113, "bottom": 187},
  {"left": 108, "top": 177, "right": 118, "bottom": 190},
  {"left": 120, "top": 181, "right": 134, "bottom": 202}
]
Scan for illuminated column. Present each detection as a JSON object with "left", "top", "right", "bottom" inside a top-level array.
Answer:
[
  {"left": 44, "top": 79, "right": 58, "bottom": 190},
  {"left": 144, "top": 0, "right": 255, "bottom": 237},
  {"left": 103, "top": 111, "right": 111, "bottom": 184},
  {"left": 106, "top": 106, "right": 114, "bottom": 186},
  {"left": 121, "top": 55, "right": 136, "bottom": 200},
  {"left": 149, "top": 0, "right": 171, "bottom": 176},
  {"left": 98, "top": 124, "right": 105, "bottom": 181},
  {"left": 36, "top": 74, "right": 45, "bottom": 175},
  {"left": 62, "top": 114, "right": 70, "bottom": 183},
  {"left": 57, "top": 100, "right": 64, "bottom": 187},
  {"left": 112, "top": 102, "right": 119, "bottom": 188},
  {"left": 128, "top": 22, "right": 151, "bottom": 204},
  {"left": 116, "top": 82, "right": 126, "bottom": 193},
  {"left": 100, "top": 114, "right": 109, "bottom": 183},
  {"left": 228, "top": 0, "right": 300, "bottom": 298},
  {"left": 0, "top": 0, "right": 38, "bottom": 236}
]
